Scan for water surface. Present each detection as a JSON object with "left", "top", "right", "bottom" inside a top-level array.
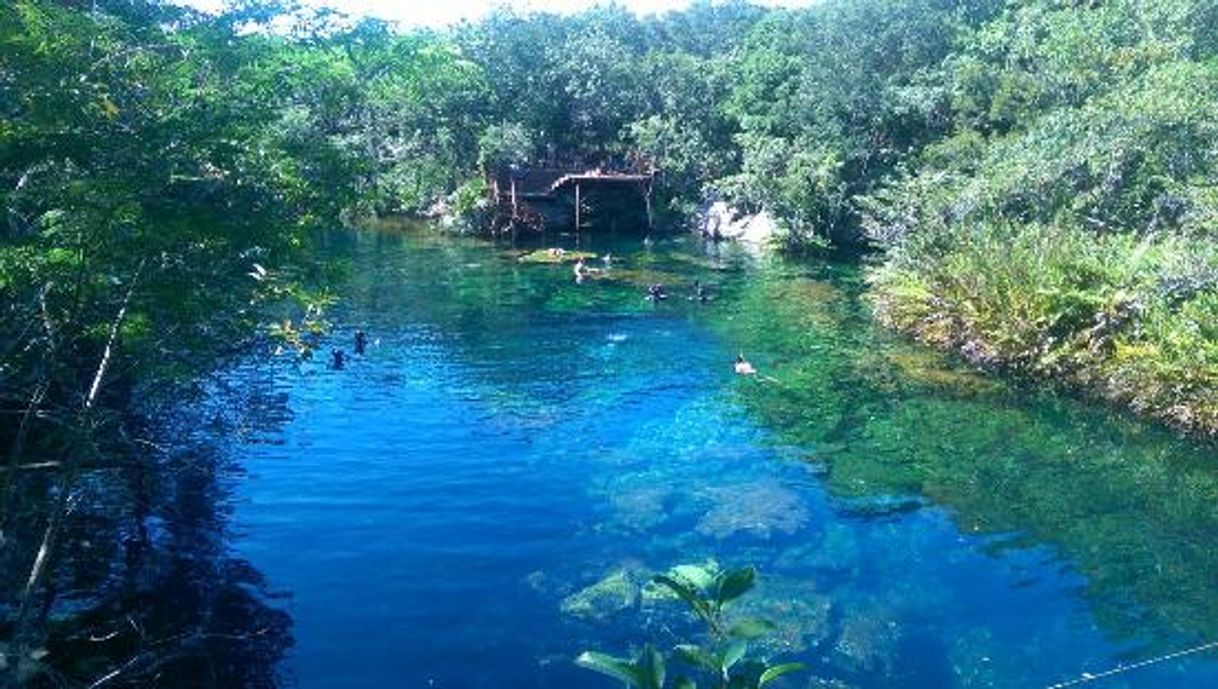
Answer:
[{"left": 227, "top": 225, "right": 1218, "bottom": 688}]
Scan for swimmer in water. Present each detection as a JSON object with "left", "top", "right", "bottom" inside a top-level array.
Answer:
[
  {"left": 574, "top": 258, "right": 590, "bottom": 279},
  {"left": 734, "top": 353, "right": 757, "bottom": 376},
  {"left": 646, "top": 283, "right": 668, "bottom": 301},
  {"left": 691, "top": 280, "right": 710, "bottom": 303},
  {"left": 331, "top": 349, "right": 346, "bottom": 370},
  {"left": 354, "top": 329, "right": 367, "bottom": 355}
]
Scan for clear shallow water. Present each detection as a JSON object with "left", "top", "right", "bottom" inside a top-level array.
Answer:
[{"left": 224, "top": 225, "right": 1218, "bottom": 688}]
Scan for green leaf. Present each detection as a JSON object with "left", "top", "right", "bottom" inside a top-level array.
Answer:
[
  {"left": 757, "top": 662, "right": 805, "bottom": 687},
  {"left": 722, "top": 640, "right": 747, "bottom": 671},
  {"left": 726, "top": 618, "right": 775, "bottom": 640},
  {"left": 576, "top": 651, "right": 644, "bottom": 686},
  {"left": 653, "top": 574, "right": 715, "bottom": 625},
  {"left": 673, "top": 676, "right": 697, "bottom": 689},
  {"left": 669, "top": 563, "right": 717, "bottom": 592},
  {"left": 715, "top": 567, "right": 756, "bottom": 608},
  {"left": 640, "top": 645, "right": 666, "bottom": 689},
  {"left": 674, "top": 644, "right": 720, "bottom": 674}
]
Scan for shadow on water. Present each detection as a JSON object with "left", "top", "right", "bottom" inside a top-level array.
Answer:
[{"left": 0, "top": 366, "right": 295, "bottom": 688}]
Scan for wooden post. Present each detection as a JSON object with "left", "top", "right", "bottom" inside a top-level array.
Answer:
[
  {"left": 643, "top": 178, "right": 654, "bottom": 230},
  {"left": 575, "top": 182, "right": 581, "bottom": 231}
]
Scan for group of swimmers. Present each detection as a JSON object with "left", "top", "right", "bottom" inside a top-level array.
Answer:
[
  {"left": 330, "top": 329, "right": 368, "bottom": 370},
  {"left": 643, "top": 278, "right": 711, "bottom": 304},
  {"left": 568, "top": 249, "right": 758, "bottom": 376},
  {"left": 569, "top": 250, "right": 712, "bottom": 305},
  {"left": 330, "top": 249, "right": 760, "bottom": 377}
]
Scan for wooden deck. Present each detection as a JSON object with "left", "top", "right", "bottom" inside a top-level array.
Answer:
[{"left": 490, "top": 165, "right": 655, "bottom": 232}]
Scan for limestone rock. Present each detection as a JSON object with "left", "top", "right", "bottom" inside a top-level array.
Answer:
[
  {"left": 700, "top": 201, "right": 778, "bottom": 250},
  {"left": 560, "top": 569, "right": 639, "bottom": 621}
]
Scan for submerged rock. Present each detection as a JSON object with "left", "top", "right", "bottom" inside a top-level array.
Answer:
[
  {"left": 609, "top": 484, "right": 672, "bottom": 531},
  {"left": 696, "top": 480, "right": 810, "bottom": 539},
  {"left": 560, "top": 570, "right": 639, "bottom": 621},
  {"left": 832, "top": 604, "right": 905, "bottom": 678},
  {"left": 799, "top": 523, "right": 862, "bottom": 574},
  {"left": 729, "top": 579, "right": 834, "bottom": 654}
]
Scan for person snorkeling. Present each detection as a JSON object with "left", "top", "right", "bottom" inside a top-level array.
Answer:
[
  {"left": 691, "top": 280, "right": 711, "bottom": 303},
  {"left": 734, "top": 353, "right": 757, "bottom": 376}
]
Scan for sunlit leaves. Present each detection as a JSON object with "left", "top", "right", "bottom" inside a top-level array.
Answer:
[
  {"left": 577, "top": 646, "right": 666, "bottom": 689},
  {"left": 579, "top": 564, "right": 803, "bottom": 689}
]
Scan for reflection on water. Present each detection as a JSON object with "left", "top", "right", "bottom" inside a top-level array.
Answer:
[
  {"left": 0, "top": 370, "right": 293, "bottom": 688},
  {"left": 218, "top": 223, "right": 1218, "bottom": 689}
]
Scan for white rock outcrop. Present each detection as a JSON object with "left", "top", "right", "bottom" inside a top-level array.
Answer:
[{"left": 701, "top": 201, "right": 778, "bottom": 250}]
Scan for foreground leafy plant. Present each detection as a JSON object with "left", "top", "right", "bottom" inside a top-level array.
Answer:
[{"left": 576, "top": 564, "right": 805, "bottom": 689}]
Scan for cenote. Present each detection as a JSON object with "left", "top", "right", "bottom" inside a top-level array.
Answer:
[{"left": 208, "top": 223, "right": 1218, "bottom": 688}]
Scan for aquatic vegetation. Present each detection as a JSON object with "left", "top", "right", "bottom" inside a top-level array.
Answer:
[
  {"left": 518, "top": 249, "right": 601, "bottom": 265},
  {"left": 543, "top": 281, "right": 657, "bottom": 315},
  {"left": 577, "top": 564, "right": 805, "bottom": 689},
  {"left": 816, "top": 392, "right": 1218, "bottom": 646},
  {"left": 665, "top": 252, "right": 728, "bottom": 272},
  {"left": 864, "top": 350, "right": 1004, "bottom": 398},
  {"left": 600, "top": 268, "right": 690, "bottom": 291},
  {"left": 832, "top": 494, "right": 926, "bottom": 519},
  {"left": 761, "top": 278, "right": 848, "bottom": 331}
]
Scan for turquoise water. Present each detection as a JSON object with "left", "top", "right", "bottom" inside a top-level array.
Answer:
[{"left": 225, "top": 226, "right": 1218, "bottom": 688}]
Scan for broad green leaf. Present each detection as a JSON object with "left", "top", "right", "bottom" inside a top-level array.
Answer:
[
  {"left": 758, "top": 662, "right": 806, "bottom": 687},
  {"left": 669, "top": 564, "right": 717, "bottom": 592},
  {"left": 673, "top": 676, "right": 697, "bottom": 689},
  {"left": 715, "top": 567, "right": 756, "bottom": 608},
  {"left": 674, "top": 644, "right": 720, "bottom": 674},
  {"left": 575, "top": 651, "right": 644, "bottom": 686},
  {"left": 640, "top": 645, "right": 666, "bottom": 689},
  {"left": 722, "top": 640, "right": 747, "bottom": 671},
  {"left": 726, "top": 618, "right": 775, "bottom": 640},
  {"left": 653, "top": 574, "right": 714, "bottom": 624}
]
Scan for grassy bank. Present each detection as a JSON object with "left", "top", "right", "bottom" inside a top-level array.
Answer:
[{"left": 868, "top": 224, "right": 1218, "bottom": 435}]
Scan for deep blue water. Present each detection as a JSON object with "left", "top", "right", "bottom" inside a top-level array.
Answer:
[{"left": 222, "top": 226, "right": 1218, "bottom": 688}]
